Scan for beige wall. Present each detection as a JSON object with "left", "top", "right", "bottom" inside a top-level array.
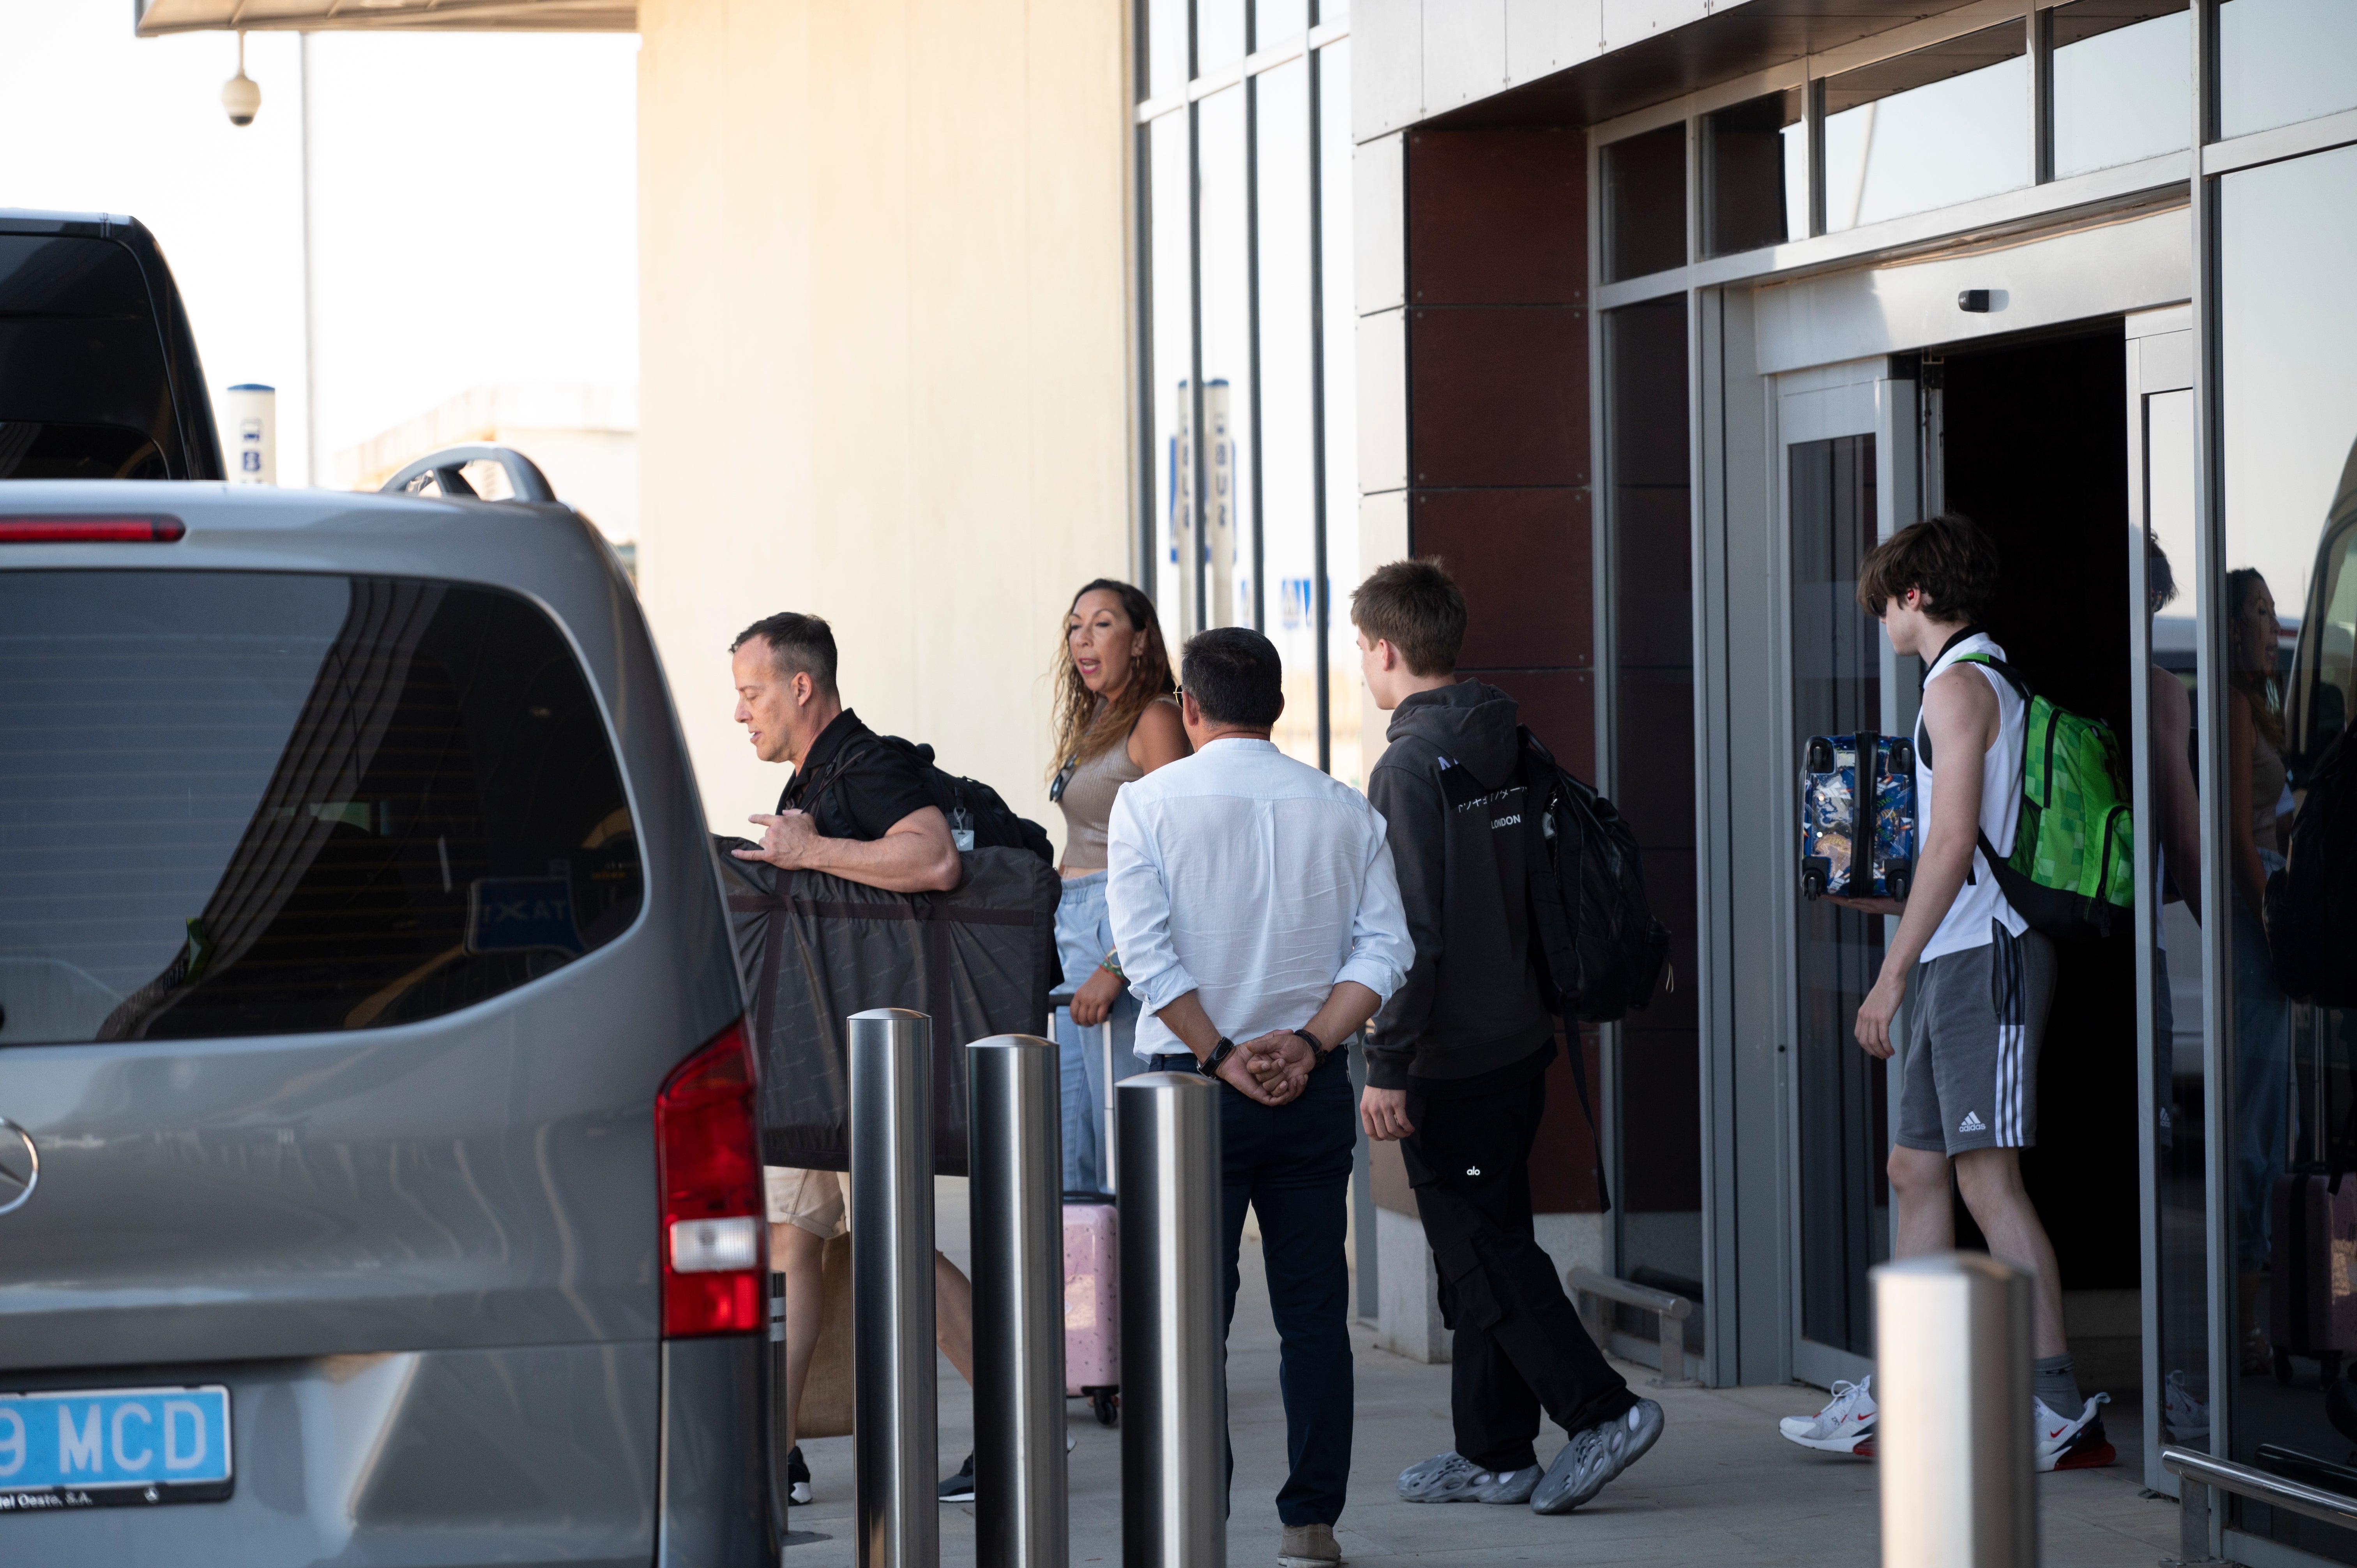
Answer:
[{"left": 636, "top": 0, "right": 1133, "bottom": 850}]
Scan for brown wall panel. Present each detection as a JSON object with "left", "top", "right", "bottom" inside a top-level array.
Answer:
[
  {"left": 1409, "top": 307, "right": 1588, "bottom": 489},
  {"left": 1407, "top": 128, "right": 1586, "bottom": 307},
  {"left": 1412, "top": 487, "right": 1592, "bottom": 668},
  {"left": 1529, "top": 1030, "right": 1606, "bottom": 1213},
  {"left": 1475, "top": 669, "right": 1594, "bottom": 780}
]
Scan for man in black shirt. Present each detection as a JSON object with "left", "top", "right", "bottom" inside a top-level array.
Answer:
[
  {"left": 730, "top": 613, "right": 961, "bottom": 893},
  {"left": 728, "top": 611, "right": 977, "bottom": 1504}
]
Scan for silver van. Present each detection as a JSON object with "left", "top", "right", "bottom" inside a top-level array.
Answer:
[{"left": 0, "top": 456, "right": 770, "bottom": 1564}]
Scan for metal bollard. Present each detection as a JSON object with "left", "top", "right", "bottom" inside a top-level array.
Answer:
[
  {"left": 1117, "top": 1072, "right": 1224, "bottom": 1568},
  {"left": 968, "top": 1035, "right": 1070, "bottom": 1568},
  {"left": 851, "top": 1008, "right": 940, "bottom": 1568},
  {"left": 1872, "top": 1252, "right": 2036, "bottom": 1568}
]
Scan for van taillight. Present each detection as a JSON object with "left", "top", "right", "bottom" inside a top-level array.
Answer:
[{"left": 656, "top": 1019, "right": 765, "bottom": 1337}]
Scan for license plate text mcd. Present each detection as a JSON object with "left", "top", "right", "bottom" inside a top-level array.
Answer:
[{"left": 0, "top": 1385, "right": 232, "bottom": 1511}]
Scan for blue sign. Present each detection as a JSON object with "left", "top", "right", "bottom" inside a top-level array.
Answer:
[
  {"left": 467, "top": 876, "right": 584, "bottom": 955},
  {"left": 0, "top": 1386, "right": 232, "bottom": 1505}
]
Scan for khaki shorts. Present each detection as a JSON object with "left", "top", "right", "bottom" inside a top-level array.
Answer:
[{"left": 765, "top": 1165, "right": 848, "bottom": 1239}]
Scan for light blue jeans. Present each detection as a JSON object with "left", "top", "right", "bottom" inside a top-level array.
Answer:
[
  {"left": 1052, "top": 871, "right": 1144, "bottom": 1195},
  {"left": 2235, "top": 848, "right": 2292, "bottom": 1271}
]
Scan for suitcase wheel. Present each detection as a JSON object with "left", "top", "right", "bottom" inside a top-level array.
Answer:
[
  {"left": 1887, "top": 871, "right": 1910, "bottom": 901},
  {"left": 1090, "top": 1387, "right": 1119, "bottom": 1427},
  {"left": 2276, "top": 1348, "right": 2295, "bottom": 1385},
  {"left": 1801, "top": 858, "right": 1829, "bottom": 900},
  {"left": 1805, "top": 738, "right": 1834, "bottom": 773},
  {"left": 1888, "top": 739, "right": 1914, "bottom": 777}
]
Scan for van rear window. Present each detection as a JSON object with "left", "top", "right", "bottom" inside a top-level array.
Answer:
[{"left": 0, "top": 572, "right": 644, "bottom": 1044}]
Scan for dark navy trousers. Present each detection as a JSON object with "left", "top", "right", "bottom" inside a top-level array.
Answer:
[{"left": 1159, "top": 1049, "right": 1357, "bottom": 1526}]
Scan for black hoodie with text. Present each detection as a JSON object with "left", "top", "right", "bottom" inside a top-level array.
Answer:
[{"left": 1363, "top": 680, "right": 1554, "bottom": 1091}]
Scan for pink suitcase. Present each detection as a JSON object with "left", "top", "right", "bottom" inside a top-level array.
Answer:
[{"left": 1063, "top": 1198, "right": 1120, "bottom": 1425}]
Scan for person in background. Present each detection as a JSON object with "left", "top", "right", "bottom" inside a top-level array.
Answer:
[
  {"left": 2226, "top": 567, "right": 2293, "bottom": 1371},
  {"left": 727, "top": 611, "right": 982, "bottom": 1505},
  {"left": 1045, "top": 579, "right": 1189, "bottom": 1194},
  {"left": 1106, "top": 627, "right": 1413, "bottom": 1568},
  {"left": 1353, "top": 558, "right": 1664, "bottom": 1516}
]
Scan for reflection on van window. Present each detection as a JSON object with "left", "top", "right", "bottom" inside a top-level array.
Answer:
[
  {"left": 1823, "top": 23, "right": 2030, "bottom": 233},
  {"left": 2052, "top": 1, "right": 2189, "bottom": 180},
  {"left": 0, "top": 572, "right": 643, "bottom": 1045}
]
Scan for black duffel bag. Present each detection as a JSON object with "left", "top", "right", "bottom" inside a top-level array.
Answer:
[{"left": 714, "top": 838, "right": 1061, "bottom": 1175}]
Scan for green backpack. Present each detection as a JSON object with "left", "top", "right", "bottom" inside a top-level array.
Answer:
[{"left": 1952, "top": 653, "right": 2134, "bottom": 941}]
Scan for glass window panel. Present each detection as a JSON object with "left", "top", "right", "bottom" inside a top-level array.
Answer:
[
  {"left": 2141, "top": 385, "right": 2212, "bottom": 1475},
  {"left": 2220, "top": 0, "right": 2357, "bottom": 140},
  {"left": 1256, "top": 0, "right": 1307, "bottom": 47},
  {"left": 1198, "top": 85, "right": 1256, "bottom": 632},
  {"left": 1319, "top": 38, "right": 1363, "bottom": 786},
  {"left": 1147, "top": 112, "right": 1196, "bottom": 632},
  {"left": 1606, "top": 298, "right": 1701, "bottom": 1330},
  {"left": 1197, "top": 0, "right": 1246, "bottom": 81},
  {"left": 1788, "top": 434, "right": 1890, "bottom": 1355},
  {"left": 2220, "top": 142, "right": 2357, "bottom": 1559},
  {"left": 1702, "top": 88, "right": 1805, "bottom": 258},
  {"left": 1823, "top": 23, "right": 2030, "bottom": 232},
  {"left": 2052, "top": 1, "right": 2190, "bottom": 180},
  {"left": 0, "top": 572, "right": 645, "bottom": 1042},
  {"left": 1602, "top": 123, "right": 1687, "bottom": 283},
  {"left": 1257, "top": 58, "right": 1319, "bottom": 768},
  {"left": 1146, "top": 0, "right": 1191, "bottom": 101}
]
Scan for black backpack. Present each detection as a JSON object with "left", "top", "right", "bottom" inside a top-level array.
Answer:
[
  {"left": 796, "top": 731, "right": 1057, "bottom": 868},
  {"left": 1517, "top": 726, "right": 1673, "bottom": 1023},
  {"left": 2268, "top": 726, "right": 2357, "bottom": 1007}
]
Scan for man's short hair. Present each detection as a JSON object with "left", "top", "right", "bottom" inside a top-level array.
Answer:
[
  {"left": 1855, "top": 513, "right": 2001, "bottom": 623},
  {"left": 731, "top": 611, "right": 839, "bottom": 697},
  {"left": 1180, "top": 627, "right": 1284, "bottom": 727},
  {"left": 1350, "top": 557, "right": 1465, "bottom": 676}
]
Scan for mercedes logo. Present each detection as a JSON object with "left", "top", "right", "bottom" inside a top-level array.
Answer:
[{"left": 0, "top": 1119, "right": 38, "bottom": 1216}]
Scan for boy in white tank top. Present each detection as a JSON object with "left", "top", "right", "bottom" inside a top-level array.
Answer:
[{"left": 1772, "top": 516, "right": 2112, "bottom": 1473}]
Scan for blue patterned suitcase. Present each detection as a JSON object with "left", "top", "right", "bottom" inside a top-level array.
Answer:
[{"left": 1800, "top": 733, "right": 1918, "bottom": 901}]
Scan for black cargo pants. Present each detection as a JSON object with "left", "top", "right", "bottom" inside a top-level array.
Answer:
[{"left": 1401, "top": 1040, "right": 1636, "bottom": 1473}]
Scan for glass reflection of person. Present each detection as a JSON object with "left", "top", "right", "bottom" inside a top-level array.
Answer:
[
  {"left": 2227, "top": 567, "right": 2294, "bottom": 1373},
  {"left": 1045, "top": 579, "right": 1189, "bottom": 1195}
]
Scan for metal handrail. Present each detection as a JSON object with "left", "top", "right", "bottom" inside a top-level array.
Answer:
[
  {"left": 380, "top": 443, "right": 557, "bottom": 504},
  {"left": 1566, "top": 1266, "right": 1698, "bottom": 1390},
  {"left": 2163, "top": 1445, "right": 2357, "bottom": 1531}
]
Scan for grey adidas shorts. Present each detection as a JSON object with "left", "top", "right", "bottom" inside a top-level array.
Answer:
[{"left": 1896, "top": 922, "right": 2057, "bottom": 1157}]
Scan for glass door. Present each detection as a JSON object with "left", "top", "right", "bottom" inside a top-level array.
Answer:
[{"left": 1776, "top": 359, "right": 1921, "bottom": 1387}]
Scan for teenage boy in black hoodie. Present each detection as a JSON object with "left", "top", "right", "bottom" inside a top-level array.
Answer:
[{"left": 1353, "top": 559, "right": 1665, "bottom": 1516}]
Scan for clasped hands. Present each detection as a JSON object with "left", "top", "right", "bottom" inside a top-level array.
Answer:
[{"left": 1214, "top": 1030, "right": 1315, "bottom": 1106}]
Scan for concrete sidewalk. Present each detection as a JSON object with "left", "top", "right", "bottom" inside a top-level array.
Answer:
[{"left": 783, "top": 1183, "right": 2177, "bottom": 1566}]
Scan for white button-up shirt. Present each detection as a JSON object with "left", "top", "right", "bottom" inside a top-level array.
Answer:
[{"left": 1105, "top": 736, "right": 1413, "bottom": 1063}]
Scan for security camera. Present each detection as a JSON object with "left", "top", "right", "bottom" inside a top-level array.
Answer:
[{"left": 223, "top": 31, "right": 260, "bottom": 127}]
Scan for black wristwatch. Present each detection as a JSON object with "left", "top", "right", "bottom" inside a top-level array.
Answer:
[
  {"left": 1199, "top": 1037, "right": 1237, "bottom": 1076},
  {"left": 1292, "top": 1027, "right": 1334, "bottom": 1065}
]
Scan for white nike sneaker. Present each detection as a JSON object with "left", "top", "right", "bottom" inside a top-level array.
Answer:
[
  {"left": 1778, "top": 1376, "right": 1877, "bottom": 1454},
  {"left": 2034, "top": 1393, "right": 2116, "bottom": 1472},
  {"left": 2162, "top": 1371, "right": 2210, "bottom": 1443}
]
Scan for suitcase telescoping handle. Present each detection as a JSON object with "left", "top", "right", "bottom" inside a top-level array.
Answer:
[{"left": 380, "top": 443, "right": 558, "bottom": 504}]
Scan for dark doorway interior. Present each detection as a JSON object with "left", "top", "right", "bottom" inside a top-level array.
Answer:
[{"left": 1936, "top": 326, "right": 2140, "bottom": 1300}]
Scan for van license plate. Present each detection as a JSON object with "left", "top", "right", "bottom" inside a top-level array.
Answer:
[{"left": 0, "top": 1386, "right": 232, "bottom": 1511}]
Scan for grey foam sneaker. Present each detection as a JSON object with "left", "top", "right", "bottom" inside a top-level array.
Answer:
[
  {"left": 1531, "top": 1398, "right": 1666, "bottom": 1515},
  {"left": 1396, "top": 1451, "right": 1542, "bottom": 1504},
  {"left": 1277, "top": 1522, "right": 1341, "bottom": 1567}
]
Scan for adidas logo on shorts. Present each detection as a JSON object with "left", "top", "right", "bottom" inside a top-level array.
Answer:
[{"left": 1958, "top": 1111, "right": 1987, "bottom": 1133}]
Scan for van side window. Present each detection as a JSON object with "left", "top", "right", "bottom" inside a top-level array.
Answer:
[{"left": 0, "top": 572, "right": 645, "bottom": 1043}]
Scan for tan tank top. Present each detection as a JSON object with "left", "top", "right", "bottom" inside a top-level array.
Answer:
[
  {"left": 1056, "top": 697, "right": 1176, "bottom": 870},
  {"left": 2250, "top": 725, "right": 2287, "bottom": 844}
]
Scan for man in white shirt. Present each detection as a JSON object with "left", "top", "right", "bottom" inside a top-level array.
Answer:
[{"left": 1107, "top": 627, "right": 1413, "bottom": 1568}]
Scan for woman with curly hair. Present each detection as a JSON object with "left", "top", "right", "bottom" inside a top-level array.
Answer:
[{"left": 1048, "top": 579, "right": 1189, "bottom": 1192}]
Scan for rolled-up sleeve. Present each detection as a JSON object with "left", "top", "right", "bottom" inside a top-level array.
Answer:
[
  {"left": 1334, "top": 802, "right": 1413, "bottom": 1002},
  {"left": 1105, "top": 787, "right": 1197, "bottom": 1013}
]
